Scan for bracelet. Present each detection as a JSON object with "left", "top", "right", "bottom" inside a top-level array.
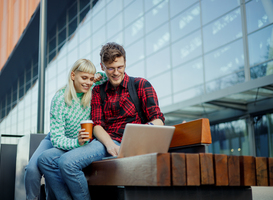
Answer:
[{"left": 147, "top": 122, "right": 154, "bottom": 125}]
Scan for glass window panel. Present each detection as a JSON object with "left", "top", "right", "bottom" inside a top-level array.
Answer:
[
  {"left": 92, "top": 47, "right": 101, "bottom": 67},
  {"left": 204, "top": 39, "right": 244, "bottom": 82},
  {"left": 146, "top": 47, "right": 170, "bottom": 78},
  {"left": 19, "top": 74, "right": 24, "bottom": 86},
  {"left": 49, "top": 37, "right": 56, "bottom": 54},
  {"left": 248, "top": 24, "right": 273, "bottom": 66},
  {"left": 108, "top": 32, "right": 123, "bottom": 45},
  {"left": 80, "top": 0, "right": 90, "bottom": 10},
  {"left": 149, "top": 72, "right": 172, "bottom": 98},
  {"left": 173, "top": 58, "right": 203, "bottom": 93},
  {"left": 106, "top": 0, "right": 122, "bottom": 20},
  {"left": 92, "top": 8, "right": 106, "bottom": 33},
  {"left": 33, "top": 64, "right": 38, "bottom": 82},
  {"left": 7, "top": 94, "right": 11, "bottom": 106},
  {"left": 80, "top": 6, "right": 90, "bottom": 21},
  {"left": 126, "top": 39, "right": 145, "bottom": 67},
  {"left": 126, "top": 60, "right": 145, "bottom": 78},
  {"left": 254, "top": 115, "right": 269, "bottom": 157},
  {"left": 173, "top": 86, "right": 204, "bottom": 103},
  {"left": 206, "top": 71, "right": 245, "bottom": 93},
  {"left": 69, "top": 18, "right": 78, "bottom": 37},
  {"left": 124, "top": 0, "right": 143, "bottom": 27},
  {"left": 92, "top": 0, "right": 105, "bottom": 15},
  {"left": 19, "top": 87, "right": 24, "bottom": 99},
  {"left": 124, "top": 0, "right": 134, "bottom": 8},
  {"left": 92, "top": 26, "right": 106, "bottom": 50},
  {"left": 171, "top": 30, "right": 202, "bottom": 67},
  {"left": 67, "top": 48, "right": 79, "bottom": 69},
  {"left": 159, "top": 96, "right": 172, "bottom": 107},
  {"left": 26, "top": 69, "right": 31, "bottom": 82},
  {"left": 201, "top": 0, "right": 240, "bottom": 25},
  {"left": 171, "top": 3, "right": 200, "bottom": 42},
  {"left": 203, "top": 8, "right": 242, "bottom": 53},
  {"left": 12, "top": 91, "right": 17, "bottom": 104},
  {"left": 48, "top": 51, "right": 56, "bottom": 63},
  {"left": 107, "top": 13, "right": 122, "bottom": 39},
  {"left": 79, "top": 20, "right": 91, "bottom": 43},
  {"left": 58, "top": 29, "right": 66, "bottom": 46},
  {"left": 246, "top": 0, "right": 273, "bottom": 33},
  {"left": 79, "top": 38, "right": 91, "bottom": 58},
  {"left": 68, "top": 2, "right": 78, "bottom": 21},
  {"left": 145, "top": 23, "right": 170, "bottom": 56},
  {"left": 250, "top": 60, "right": 273, "bottom": 79},
  {"left": 145, "top": 0, "right": 168, "bottom": 33},
  {"left": 145, "top": 0, "right": 165, "bottom": 11},
  {"left": 57, "top": 71, "right": 67, "bottom": 89},
  {"left": 58, "top": 12, "right": 67, "bottom": 31},
  {"left": 124, "top": 16, "right": 144, "bottom": 46},
  {"left": 170, "top": 0, "right": 198, "bottom": 18}
]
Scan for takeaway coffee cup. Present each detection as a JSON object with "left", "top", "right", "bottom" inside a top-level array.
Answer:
[{"left": 80, "top": 120, "right": 93, "bottom": 139}]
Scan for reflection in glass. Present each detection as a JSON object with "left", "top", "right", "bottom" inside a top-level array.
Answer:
[
  {"left": 146, "top": 47, "right": 170, "bottom": 78},
  {"left": 171, "top": 2, "right": 200, "bottom": 42},
  {"left": 145, "top": 0, "right": 168, "bottom": 33},
  {"left": 149, "top": 71, "right": 172, "bottom": 99},
  {"left": 124, "top": 0, "right": 143, "bottom": 27},
  {"left": 201, "top": 0, "right": 240, "bottom": 25},
  {"left": 173, "top": 86, "right": 204, "bottom": 103},
  {"left": 173, "top": 58, "right": 203, "bottom": 93},
  {"left": 146, "top": 24, "right": 170, "bottom": 56},
  {"left": 206, "top": 71, "right": 245, "bottom": 93},
  {"left": 171, "top": 30, "right": 202, "bottom": 67},
  {"left": 203, "top": 8, "right": 242, "bottom": 53},
  {"left": 254, "top": 115, "right": 269, "bottom": 157},
  {"left": 248, "top": 24, "right": 273, "bottom": 66},
  {"left": 246, "top": 0, "right": 273, "bottom": 33},
  {"left": 209, "top": 119, "right": 249, "bottom": 156},
  {"left": 204, "top": 39, "right": 244, "bottom": 82},
  {"left": 124, "top": 16, "right": 144, "bottom": 46},
  {"left": 170, "top": 0, "right": 198, "bottom": 18},
  {"left": 107, "top": 13, "right": 122, "bottom": 39},
  {"left": 126, "top": 40, "right": 144, "bottom": 67},
  {"left": 250, "top": 60, "right": 273, "bottom": 79}
]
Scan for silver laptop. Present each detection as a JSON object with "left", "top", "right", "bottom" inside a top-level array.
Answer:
[{"left": 103, "top": 123, "right": 175, "bottom": 159}]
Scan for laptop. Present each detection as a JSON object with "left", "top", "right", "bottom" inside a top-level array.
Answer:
[{"left": 102, "top": 123, "right": 175, "bottom": 160}]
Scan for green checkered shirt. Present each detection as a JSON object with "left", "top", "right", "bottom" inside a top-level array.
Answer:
[{"left": 50, "top": 72, "right": 107, "bottom": 150}]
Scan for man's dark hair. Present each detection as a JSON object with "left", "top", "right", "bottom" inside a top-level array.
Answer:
[{"left": 100, "top": 42, "right": 126, "bottom": 64}]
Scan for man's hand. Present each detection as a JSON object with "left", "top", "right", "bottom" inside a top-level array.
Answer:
[
  {"left": 78, "top": 129, "right": 90, "bottom": 146},
  {"left": 94, "top": 73, "right": 102, "bottom": 83},
  {"left": 106, "top": 143, "right": 120, "bottom": 156}
]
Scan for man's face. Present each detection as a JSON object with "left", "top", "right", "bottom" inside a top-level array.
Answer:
[{"left": 101, "top": 56, "right": 126, "bottom": 89}]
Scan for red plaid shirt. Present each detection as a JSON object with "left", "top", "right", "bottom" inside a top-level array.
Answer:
[{"left": 91, "top": 73, "right": 165, "bottom": 142}]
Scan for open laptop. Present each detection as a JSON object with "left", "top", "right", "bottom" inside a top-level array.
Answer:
[{"left": 102, "top": 123, "right": 175, "bottom": 160}]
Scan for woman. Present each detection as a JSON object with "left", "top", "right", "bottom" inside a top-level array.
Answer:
[{"left": 24, "top": 58, "right": 107, "bottom": 200}]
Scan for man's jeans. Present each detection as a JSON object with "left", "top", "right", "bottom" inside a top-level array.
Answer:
[
  {"left": 37, "top": 139, "right": 120, "bottom": 200},
  {"left": 24, "top": 132, "right": 54, "bottom": 200}
]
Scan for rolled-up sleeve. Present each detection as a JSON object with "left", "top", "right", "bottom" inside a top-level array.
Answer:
[{"left": 91, "top": 85, "right": 104, "bottom": 126}]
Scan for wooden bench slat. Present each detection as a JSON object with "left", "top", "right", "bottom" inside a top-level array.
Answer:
[
  {"left": 228, "top": 156, "right": 240, "bottom": 186},
  {"left": 240, "top": 156, "right": 256, "bottom": 186},
  {"left": 200, "top": 153, "right": 214, "bottom": 185},
  {"left": 186, "top": 154, "right": 200, "bottom": 186},
  {"left": 256, "top": 157, "right": 268, "bottom": 186},
  {"left": 171, "top": 153, "right": 186, "bottom": 186},
  {"left": 214, "top": 154, "right": 228, "bottom": 186},
  {"left": 269, "top": 157, "right": 273, "bottom": 186},
  {"left": 170, "top": 118, "right": 212, "bottom": 148},
  {"left": 85, "top": 153, "right": 171, "bottom": 186}
]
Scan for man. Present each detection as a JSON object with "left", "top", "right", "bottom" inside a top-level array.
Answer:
[{"left": 91, "top": 42, "right": 165, "bottom": 156}]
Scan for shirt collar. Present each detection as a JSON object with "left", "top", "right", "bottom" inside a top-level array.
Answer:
[{"left": 104, "top": 73, "right": 129, "bottom": 91}]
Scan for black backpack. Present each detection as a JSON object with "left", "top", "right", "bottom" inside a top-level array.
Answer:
[{"left": 99, "top": 77, "right": 147, "bottom": 124}]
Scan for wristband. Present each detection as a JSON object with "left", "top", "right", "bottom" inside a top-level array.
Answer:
[{"left": 147, "top": 122, "right": 154, "bottom": 125}]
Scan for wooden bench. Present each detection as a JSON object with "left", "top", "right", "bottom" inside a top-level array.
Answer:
[{"left": 84, "top": 118, "right": 273, "bottom": 199}]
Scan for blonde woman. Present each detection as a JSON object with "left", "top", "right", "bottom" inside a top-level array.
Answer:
[{"left": 24, "top": 59, "right": 107, "bottom": 200}]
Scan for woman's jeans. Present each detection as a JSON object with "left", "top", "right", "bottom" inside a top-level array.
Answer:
[
  {"left": 37, "top": 138, "right": 120, "bottom": 200},
  {"left": 24, "top": 132, "right": 54, "bottom": 200}
]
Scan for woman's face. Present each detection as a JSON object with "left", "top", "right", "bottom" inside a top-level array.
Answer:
[{"left": 71, "top": 71, "right": 94, "bottom": 93}]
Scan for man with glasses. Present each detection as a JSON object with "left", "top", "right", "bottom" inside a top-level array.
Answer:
[{"left": 91, "top": 42, "right": 165, "bottom": 156}]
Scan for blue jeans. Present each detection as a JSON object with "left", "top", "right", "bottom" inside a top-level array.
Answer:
[
  {"left": 24, "top": 132, "right": 54, "bottom": 200},
  {"left": 37, "top": 139, "right": 120, "bottom": 200}
]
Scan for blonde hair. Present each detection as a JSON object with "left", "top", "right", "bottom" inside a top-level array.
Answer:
[{"left": 64, "top": 59, "right": 96, "bottom": 108}]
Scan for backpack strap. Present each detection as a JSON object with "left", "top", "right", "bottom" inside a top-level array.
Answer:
[
  {"left": 99, "top": 82, "right": 107, "bottom": 121},
  {"left": 128, "top": 76, "right": 147, "bottom": 124}
]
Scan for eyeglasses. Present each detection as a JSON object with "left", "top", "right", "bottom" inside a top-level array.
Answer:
[{"left": 103, "top": 65, "right": 124, "bottom": 73}]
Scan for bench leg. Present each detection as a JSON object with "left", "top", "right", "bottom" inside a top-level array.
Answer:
[
  {"left": 124, "top": 186, "right": 252, "bottom": 200},
  {"left": 89, "top": 186, "right": 124, "bottom": 200}
]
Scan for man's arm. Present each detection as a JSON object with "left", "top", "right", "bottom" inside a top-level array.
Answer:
[{"left": 93, "top": 125, "right": 120, "bottom": 156}]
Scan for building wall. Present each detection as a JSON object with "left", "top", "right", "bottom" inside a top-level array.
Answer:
[
  {"left": 0, "top": 0, "right": 40, "bottom": 70},
  {"left": 0, "top": 0, "right": 273, "bottom": 156}
]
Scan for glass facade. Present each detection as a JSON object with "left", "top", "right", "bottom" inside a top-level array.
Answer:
[{"left": 0, "top": 0, "right": 273, "bottom": 157}]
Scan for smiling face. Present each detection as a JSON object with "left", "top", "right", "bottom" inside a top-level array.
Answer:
[
  {"left": 71, "top": 71, "right": 94, "bottom": 93},
  {"left": 101, "top": 56, "right": 126, "bottom": 89}
]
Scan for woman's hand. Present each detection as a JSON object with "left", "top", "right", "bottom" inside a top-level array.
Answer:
[
  {"left": 94, "top": 73, "right": 102, "bottom": 83},
  {"left": 106, "top": 143, "right": 120, "bottom": 156},
  {"left": 78, "top": 129, "right": 90, "bottom": 146}
]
